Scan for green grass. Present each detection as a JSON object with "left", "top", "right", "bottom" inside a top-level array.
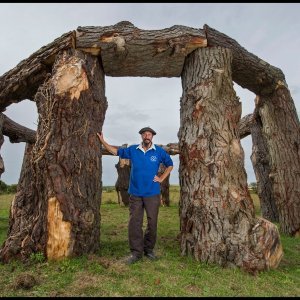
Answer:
[{"left": 0, "top": 188, "right": 299, "bottom": 296}]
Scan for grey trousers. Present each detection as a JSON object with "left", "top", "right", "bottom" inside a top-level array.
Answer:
[{"left": 128, "top": 194, "right": 161, "bottom": 258}]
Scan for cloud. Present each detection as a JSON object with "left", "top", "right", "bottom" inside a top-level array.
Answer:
[{"left": 0, "top": 3, "right": 299, "bottom": 185}]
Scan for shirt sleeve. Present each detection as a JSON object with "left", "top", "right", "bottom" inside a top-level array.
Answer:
[
  {"left": 161, "top": 148, "right": 173, "bottom": 167},
  {"left": 117, "top": 146, "right": 132, "bottom": 159}
]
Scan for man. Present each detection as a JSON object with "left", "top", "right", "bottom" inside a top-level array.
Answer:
[{"left": 97, "top": 126, "right": 173, "bottom": 265}]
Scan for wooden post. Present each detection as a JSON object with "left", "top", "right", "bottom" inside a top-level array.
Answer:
[
  {"left": 179, "top": 47, "right": 282, "bottom": 273},
  {"left": 158, "top": 163, "right": 170, "bottom": 206},
  {"left": 115, "top": 155, "right": 131, "bottom": 206},
  {"left": 0, "top": 49, "right": 107, "bottom": 262},
  {"left": 257, "top": 90, "right": 300, "bottom": 236}
]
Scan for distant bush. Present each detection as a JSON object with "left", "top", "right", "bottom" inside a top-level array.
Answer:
[
  {"left": 248, "top": 182, "right": 257, "bottom": 193},
  {"left": 0, "top": 180, "right": 18, "bottom": 194}
]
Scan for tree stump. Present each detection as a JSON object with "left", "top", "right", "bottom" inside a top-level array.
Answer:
[
  {"left": 178, "top": 47, "right": 282, "bottom": 272},
  {"left": 0, "top": 49, "right": 107, "bottom": 262}
]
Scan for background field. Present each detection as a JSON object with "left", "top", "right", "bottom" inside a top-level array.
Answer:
[{"left": 0, "top": 186, "right": 299, "bottom": 297}]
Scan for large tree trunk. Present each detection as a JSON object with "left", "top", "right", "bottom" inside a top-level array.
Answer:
[
  {"left": 257, "top": 90, "right": 300, "bottom": 236},
  {"left": 158, "top": 164, "right": 170, "bottom": 206},
  {"left": 115, "top": 156, "right": 131, "bottom": 206},
  {"left": 0, "top": 49, "right": 107, "bottom": 262},
  {"left": 250, "top": 110, "right": 279, "bottom": 222},
  {"left": 178, "top": 47, "right": 282, "bottom": 273}
]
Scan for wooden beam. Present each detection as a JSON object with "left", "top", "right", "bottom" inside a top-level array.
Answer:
[
  {"left": 204, "top": 24, "right": 287, "bottom": 95},
  {"left": 2, "top": 113, "right": 36, "bottom": 144},
  {"left": 76, "top": 21, "right": 207, "bottom": 77},
  {"left": 1, "top": 114, "right": 252, "bottom": 153},
  {"left": 0, "top": 31, "right": 75, "bottom": 112}
]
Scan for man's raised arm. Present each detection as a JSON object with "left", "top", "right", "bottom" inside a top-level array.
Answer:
[{"left": 96, "top": 132, "right": 118, "bottom": 156}]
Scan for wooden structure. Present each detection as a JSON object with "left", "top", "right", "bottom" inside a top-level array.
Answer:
[{"left": 1, "top": 21, "right": 299, "bottom": 273}]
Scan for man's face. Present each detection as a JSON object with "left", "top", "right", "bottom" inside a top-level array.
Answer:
[{"left": 141, "top": 131, "right": 153, "bottom": 145}]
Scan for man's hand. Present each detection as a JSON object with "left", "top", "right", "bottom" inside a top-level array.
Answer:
[
  {"left": 153, "top": 175, "right": 163, "bottom": 183},
  {"left": 97, "top": 132, "right": 104, "bottom": 144},
  {"left": 96, "top": 132, "right": 118, "bottom": 156}
]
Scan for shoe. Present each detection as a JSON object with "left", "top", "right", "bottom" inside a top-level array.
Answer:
[
  {"left": 124, "top": 255, "right": 142, "bottom": 265},
  {"left": 144, "top": 251, "right": 158, "bottom": 261}
]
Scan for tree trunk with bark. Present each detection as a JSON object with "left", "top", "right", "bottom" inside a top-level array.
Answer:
[
  {"left": 0, "top": 49, "right": 107, "bottom": 262},
  {"left": 257, "top": 90, "right": 300, "bottom": 236},
  {"left": 158, "top": 163, "right": 170, "bottom": 206},
  {"left": 178, "top": 47, "right": 282, "bottom": 273},
  {"left": 250, "top": 110, "right": 279, "bottom": 222},
  {"left": 0, "top": 143, "right": 35, "bottom": 261},
  {"left": 115, "top": 156, "right": 131, "bottom": 206},
  {"left": 0, "top": 114, "right": 5, "bottom": 177}
]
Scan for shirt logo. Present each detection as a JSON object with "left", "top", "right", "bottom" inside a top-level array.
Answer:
[{"left": 150, "top": 156, "right": 157, "bottom": 162}]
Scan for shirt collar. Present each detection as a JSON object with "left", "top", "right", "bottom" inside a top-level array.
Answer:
[{"left": 136, "top": 142, "right": 156, "bottom": 153}]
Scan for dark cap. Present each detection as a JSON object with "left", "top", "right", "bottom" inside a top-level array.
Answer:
[{"left": 138, "top": 126, "right": 156, "bottom": 135}]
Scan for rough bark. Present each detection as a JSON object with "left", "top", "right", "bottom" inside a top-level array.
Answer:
[
  {"left": 250, "top": 110, "right": 279, "bottom": 222},
  {"left": 204, "top": 24, "right": 286, "bottom": 96},
  {"left": 238, "top": 114, "right": 252, "bottom": 139},
  {"left": 0, "top": 143, "right": 35, "bottom": 261},
  {"left": 257, "top": 90, "right": 300, "bottom": 236},
  {"left": 0, "top": 114, "right": 5, "bottom": 177},
  {"left": 238, "top": 112, "right": 278, "bottom": 222},
  {"left": 2, "top": 113, "right": 36, "bottom": 144},
  {"left": 76, "top": 21, "right": 207, "bottom": 77},
  {"left": 158, "top": 164, "right": 170, "bottom": 206},
  {"left": 0, "top": 32, "right": 74, "bottom": 112},
  {"left": 178, "top": 47, "right": 282, "bottom": 273},
  {"left": 0, "top": 49, "right": 107, "bottom": 262},
  {"left": 115, "top": 154, "right": 131, "bottom": 206}
]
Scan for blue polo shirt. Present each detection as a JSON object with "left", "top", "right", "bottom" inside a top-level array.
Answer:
[{"left": 117, "top": 143, "right": 173, "bottom": 197}]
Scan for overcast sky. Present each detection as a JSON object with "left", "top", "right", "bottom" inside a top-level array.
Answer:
[{"left": 0, "top": 3, "right": 299, "bottom": 185}]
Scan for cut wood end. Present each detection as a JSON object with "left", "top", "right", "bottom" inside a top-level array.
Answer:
[{"left": 53, "top": 57, "right": 89, "bottom": 100}]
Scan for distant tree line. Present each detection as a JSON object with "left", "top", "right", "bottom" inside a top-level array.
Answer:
[{"left": 0, "top": 180, "right": 17, "bottom": 194}]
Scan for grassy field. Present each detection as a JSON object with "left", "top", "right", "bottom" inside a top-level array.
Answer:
[{"left": 0, "top": 187, "right": 299, "bottom": 297}]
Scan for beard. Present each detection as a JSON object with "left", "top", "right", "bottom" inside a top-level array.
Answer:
[{"left": 143, "top": 138, "right": 151, "bottom": 147}]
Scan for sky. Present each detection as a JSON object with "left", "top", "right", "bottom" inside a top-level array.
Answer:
[{"left": 0, "top": 3, "right": 299, "bottom": 186}]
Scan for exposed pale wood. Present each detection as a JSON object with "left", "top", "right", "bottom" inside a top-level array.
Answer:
[
  {"left": 76, "top": 21, "right": 207, "bottom": 77},
  {"left": 0, "top": 32, "right": 74, "bottom": 112},
  {"left": 178, "top": 46, "right": 282, "bottom": 272},
  {"left": 204, "top": 24, "right": 287, "bottom": 95},
  {"left": 0, "top": 49, "right": 108, "bottom": 262}
]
